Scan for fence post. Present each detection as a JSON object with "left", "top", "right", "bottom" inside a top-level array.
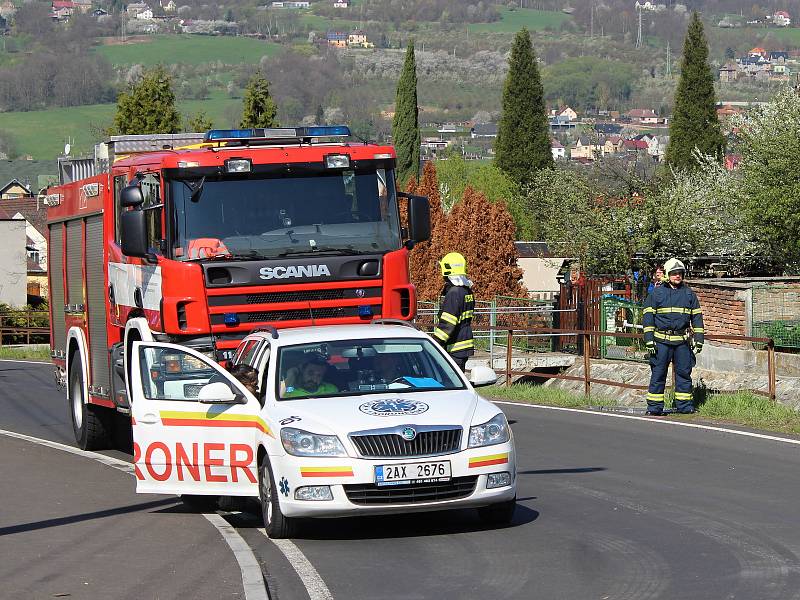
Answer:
[
  {"left": 583, "top": 331, "right": 591, "bottom": 397},
  {"left": 576, "top": 298, "right": 585, "bottom": 355},
  {"left": 768, "top": 338, "right": 776, "bottom": 401},
  {"left": 489, "top": 298, "right": 496, "bottom": 358},
  {"left": 506, "top": 329, "right": 513, "bottom": 388}
]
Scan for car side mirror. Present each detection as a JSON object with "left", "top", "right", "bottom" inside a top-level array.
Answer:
[
  {"left": 398, "top": 192, "right": 430, "bottom": 246},
  {"left": 469, "top": 366, "right": 498, "bottom": 388},
  {"left": 197, "top": 381, "right": 246, "bottom": 404}
]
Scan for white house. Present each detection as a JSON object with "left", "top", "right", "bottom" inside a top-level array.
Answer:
[
  {"left": 551, "top": 139, "right": 565, "bottom": 160},
  {"left": 333, "top": 0, "right": 350, "bottom": 6},
  {"left": 773, "top": 11, "right": 791, "bottom": 26},
  {"left": 136, "top": 7, "right": 154, "bottom": 19}
]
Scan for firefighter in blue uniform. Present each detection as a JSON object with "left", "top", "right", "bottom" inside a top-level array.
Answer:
[
  {"left": 642, "top": 258, "right": 704, "bottom": 415},
  {"left": 432, "top": 252, "right": 475, "bottom": 372}
]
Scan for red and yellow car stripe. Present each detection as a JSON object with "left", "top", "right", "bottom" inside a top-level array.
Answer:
[
  {"left": 300, "top": 466, "right": 354, "bottom": 478},
  {"left": 468, "top": 452, "right": 509, "bottom": 468},
  {"left": 159, "top": 411, "right": 274, "bottom": 438}
]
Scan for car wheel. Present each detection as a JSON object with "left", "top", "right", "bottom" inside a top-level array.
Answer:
[
  {"left": 259, "top": 456, "right": 297, "bottom": 539},
  {"left": 478, "top": 497, "right": 516, "bottom": 526},
  {"left": 69, "top": 354, "right": 111, "bottom": 450}
]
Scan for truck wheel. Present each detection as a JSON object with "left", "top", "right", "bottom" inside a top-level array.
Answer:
[
  {"left": 69, "top": 355, "right": 111, "bottom": 450},
  {"left": 478, "top": 497, "right": 516, "bottom": 526},
  {"left": 259, "top": 456, "right": 297, "bottom": 539}
]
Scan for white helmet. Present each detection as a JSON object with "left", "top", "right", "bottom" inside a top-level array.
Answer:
[{"left": 664, "top": 258, "right": 686, "bottom": 274}]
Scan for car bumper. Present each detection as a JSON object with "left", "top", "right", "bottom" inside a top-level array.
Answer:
[{"left": 272, "top": 443, "right": 517, "bottom": 518}]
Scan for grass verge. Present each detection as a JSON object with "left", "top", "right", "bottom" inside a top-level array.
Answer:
[
  {"left": 0, "top": 346, "right": 52, "bottom": 362},
  {"left": 484, "top": 383, "right": 800, "bottom": 436}
]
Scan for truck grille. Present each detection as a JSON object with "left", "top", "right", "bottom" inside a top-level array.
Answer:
[
  {"left": 245, "top": 307, "right": 353, "bottom": 322},
  {"left": 351, "top": 428, "right": 462, "bottom": 458},
  {"left": 344, "top": 477, "right": 477, "bottom": 505}
]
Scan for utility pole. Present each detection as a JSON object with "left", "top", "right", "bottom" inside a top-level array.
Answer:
[
  {"left": 635, "top": 3, "right": 643, "bottom": 49},
  {"left": 590, "top": 2, "right": 594, "bottom": 38},
  {"left": 666, "top": 41, "right": 671, "bottom": 77}
]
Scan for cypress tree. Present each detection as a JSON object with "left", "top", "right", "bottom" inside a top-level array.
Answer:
[
  {"left": 114, "top": 65, "right": 181, "bottom": 135},
  {"left": 392, "top": 41, "right": 420, "bottom": 185},
  {"left": 240, "top": 74, "right": 278, "bottom": 129},
  {"left": 495, "top": 28, "right": 552, "bottom": 185},
  {"left": 666, "top": 12, "right": 725, "bottom": 170}
]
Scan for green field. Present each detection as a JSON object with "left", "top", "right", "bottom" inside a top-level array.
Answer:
[
  {"left": 771, "top": 27, "right": 800, "bottom": 46},
  {"left": 468, "top": 7, "right": 570, "bottom": 33},
  {"left": 95, "top": 34, "right": 282, "bottom": 66},
  {"left": 0, "top": 90, "right": 242, "bottom": 159}
]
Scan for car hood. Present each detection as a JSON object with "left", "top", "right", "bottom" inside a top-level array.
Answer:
[{"left": 277, "top": 389, "right": 480, "bottom": 436}]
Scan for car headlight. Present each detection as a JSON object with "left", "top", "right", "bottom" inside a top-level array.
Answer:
[
  {"left": 281, "top": 427, "right": 347, "bottom": 457},
  {"left": 468, "top": 413, "right": 510, "bottom": 448}
]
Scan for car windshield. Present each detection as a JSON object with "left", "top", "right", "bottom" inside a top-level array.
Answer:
[
  {"left": 169, "top": 166, "right": 401, "bottom": 261},
  {"left": 276, "top": 337, "right": 465, "bottom": 400}
]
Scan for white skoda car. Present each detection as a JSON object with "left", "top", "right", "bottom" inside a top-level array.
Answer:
[{"left": 129, "top": 323, "right": 517, "bottom": 538}]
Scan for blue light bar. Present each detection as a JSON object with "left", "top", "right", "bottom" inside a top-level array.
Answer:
[{"left": 204, "top": 126, "right": 351, "bottom": 143}]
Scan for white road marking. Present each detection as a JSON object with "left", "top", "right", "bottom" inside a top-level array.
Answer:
[
  {"left": 0, "top": 359, "right": 52, "bottom": 365},
  {"left": 0, "top": 429, "right": 268, "bottom": 600},
  {"left": 494, "top": 401, "right": 800, "bottom": 446},
  {"left": 260, "top": 531, "right": 335, "bottom": 600}
]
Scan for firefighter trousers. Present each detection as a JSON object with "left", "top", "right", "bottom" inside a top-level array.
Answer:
[{"left": 647, "top": 341, "right": 695, "bottom": 414}]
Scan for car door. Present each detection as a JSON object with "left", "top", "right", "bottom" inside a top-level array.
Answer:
[{"left": 130, "top": 341, "right": 264, "bottom": 497}]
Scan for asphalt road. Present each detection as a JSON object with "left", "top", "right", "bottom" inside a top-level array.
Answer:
[{"left": 3, "top": 359, "right": 800, "bottom": 600}]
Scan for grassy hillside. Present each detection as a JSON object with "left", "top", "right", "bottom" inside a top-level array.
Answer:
[
  {"left": 468, "top": 7, "right": 570, "bottom": 33},
  {"left": 95, "top": 34, "right": 282, "bottom": 66},
  {"left": 0, "top": 90, "right": 242, "bottom": 159}
]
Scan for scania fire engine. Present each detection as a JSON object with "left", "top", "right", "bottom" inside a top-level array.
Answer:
[{"left": 46, "top": 126, "right": 430, "bottom": 450}]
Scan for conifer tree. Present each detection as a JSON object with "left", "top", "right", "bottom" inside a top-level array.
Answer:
[
  {"left": 408, "top": 162, "right": 447, "bottom": 300},
  {"left": 240, "top": 74, "right": 278, "bottom": 129},
  {"left": 666, "top": 12, "right": 725, "bottom": 169},
  {"left": 495, "top": 28, "right": 552, "bottom": 185},
  {"left": 186, "top": 111, "right": 213, "bottom": 132},
  {"left": 392, "top": 41, "right": 421, "bottom": 185},
  {"left": 439, "top": 187, "right": 526, "bottom": 299},
  {"left": 114, "top": 65, "right": 181, "bottom": 135}
]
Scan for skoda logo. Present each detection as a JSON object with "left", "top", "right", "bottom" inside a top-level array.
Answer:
[
  {"left": 359, "top": 399, "right": 430, "bottom": 417},
  {"left": 400, "top": 427, "right": 417, "bottom": 441}
]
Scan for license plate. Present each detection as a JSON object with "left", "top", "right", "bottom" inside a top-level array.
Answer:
[{"left": 375, "top": 460, "right": 451, "bottom": 486}]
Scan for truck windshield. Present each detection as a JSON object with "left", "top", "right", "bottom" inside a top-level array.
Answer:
[{"left": 168, "top": 167, "right": 401, "bottom": 261}]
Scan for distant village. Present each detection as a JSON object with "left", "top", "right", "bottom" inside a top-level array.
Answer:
[{"left": 719, "top": 46, "right": 799, "bottom": 84}]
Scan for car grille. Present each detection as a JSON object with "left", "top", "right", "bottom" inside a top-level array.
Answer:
[
  {"left": 351, "top": 429, "right": 462, "bottom": 458},
  {"left": 344, "top": 476, "right": 478, "bottom": 505}
]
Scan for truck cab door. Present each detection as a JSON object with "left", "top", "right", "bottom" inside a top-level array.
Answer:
[{"left": 129, "top": 341, "right": 265, "bottom": 497}]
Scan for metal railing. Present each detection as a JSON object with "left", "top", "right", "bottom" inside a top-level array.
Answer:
[
  {"left": 490, "top": 327, "right": 778, "bottom": 401},
  {"left": 0, "top": 311, "right": 50, "bottom": 346}
]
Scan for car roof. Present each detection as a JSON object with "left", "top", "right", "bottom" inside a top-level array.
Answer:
[{"left": 243, "top": 323, "right": 429, "bottom": 347}]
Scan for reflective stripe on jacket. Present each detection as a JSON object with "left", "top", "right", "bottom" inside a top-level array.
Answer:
[
  {"left": 433, "top": 283, "right": 475, "bottom": 358},
  {"left": 643, "top": 282, "right": 704, "bottom": 346}
]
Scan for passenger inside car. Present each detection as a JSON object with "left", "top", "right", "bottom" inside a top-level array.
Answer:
[{"left": 281, "top": 353, "right": 339, "bottom": 398}]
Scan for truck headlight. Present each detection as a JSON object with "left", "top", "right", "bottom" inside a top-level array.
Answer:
[
  {"left": 281, "top": 427, "right": 347, "bottom": 457},
  {"left": 468, "top": 414, "right": 510, "bottom": 448}
]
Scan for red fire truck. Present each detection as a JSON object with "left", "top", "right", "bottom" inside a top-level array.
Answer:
[{"left": 46, "top": 126, "right": 430, "bottom": 450}]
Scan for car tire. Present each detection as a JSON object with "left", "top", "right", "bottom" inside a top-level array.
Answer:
[
  {"left": 69, "top": 354, "right": 111, "bottom": 450},
  {"left": 259, "top": 456, "right": 297, "bottom": 539},
  {"left": 478, "top": 497, "right": 516, "bottom": 526}
]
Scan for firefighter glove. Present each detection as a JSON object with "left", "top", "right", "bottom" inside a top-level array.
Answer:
[
  {"left": 694, "top": 341, "right": 703, "bottom": 355},
  {"left": 645, "top": 341, "right": 656, "bottom": 359}
]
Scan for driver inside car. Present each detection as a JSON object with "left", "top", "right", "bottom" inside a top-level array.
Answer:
[
  {"left": 281, "top": 353, "right": 339, "bottom": 398},
  {"left": 374, "top": 352, "right": 403, "bottom": 383}
]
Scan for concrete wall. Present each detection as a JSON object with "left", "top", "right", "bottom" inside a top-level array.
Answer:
[
  {"left": 517, "top": 257, "right": 564, "bottom": 300},
  {"left": 0, "top": 220, "right": 27, "bottom": 307}
]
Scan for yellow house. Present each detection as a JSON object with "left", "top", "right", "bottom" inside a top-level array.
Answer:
[{"left": 0, "top": 179, "right": 32, "bottom": 200}]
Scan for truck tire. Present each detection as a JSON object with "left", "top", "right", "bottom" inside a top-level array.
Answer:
[
  {"left": 69, "top": 355, "right": 111, "bottom": 450},
  {"left": 259, "top": 456, "right": 297, "bottom": 539},
  {"left": 477, "top": 497, "right": 516, "bottom": 526}
]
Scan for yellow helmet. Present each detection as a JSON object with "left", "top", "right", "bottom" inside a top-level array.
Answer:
[
  {"left": 440, "top": 252, "right": 467, "bottom": 276},
  {"left": 664, "top": 257, "right": 686, "bottom": 275}
]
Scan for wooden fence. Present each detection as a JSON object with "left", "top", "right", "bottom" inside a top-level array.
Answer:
[{"left": 0, "top": 311, "right": 50, "bottom": 346}]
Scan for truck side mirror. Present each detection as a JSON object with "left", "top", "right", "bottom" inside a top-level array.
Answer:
[
  {"left": 405, "top": 194, "right": 430, "bottom": 244},
  {"left": 120, "top": 210, "right": 149, "bottom": 258},
  {"left": 121, "top": 184, "right": 145, "bottom": 208}
]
